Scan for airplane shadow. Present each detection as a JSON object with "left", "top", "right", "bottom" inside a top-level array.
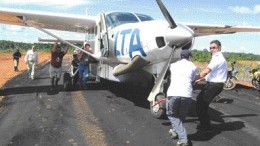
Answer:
[
  {"left": 104, "top": 80, "right": 151, "bottom": 109},
  {"left": 0, "top": 83, "right": 107, "bottom": 96}
]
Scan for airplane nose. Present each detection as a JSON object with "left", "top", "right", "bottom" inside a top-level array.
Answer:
[{"left": 165, "top": 25, "right": 194, "bottom": 48}]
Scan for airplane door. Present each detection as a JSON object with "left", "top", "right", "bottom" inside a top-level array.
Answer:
[{"left": 100, "top": 13, "right": 109, "bottom": 57}]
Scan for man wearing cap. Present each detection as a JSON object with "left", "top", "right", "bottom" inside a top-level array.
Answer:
[
  {"left": 195, "top": 40, "right": 227, "bottom": 131},
  {"left": 49, "top": 40, "right": 68, "bottom": 91},
  {"left": 166, "top": 49, "right": 197, "bottom": 146}
]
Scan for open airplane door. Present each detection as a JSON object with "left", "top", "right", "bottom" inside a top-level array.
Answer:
[
  {"left": 95, "top": 13, "right": 110, "bottom": 82},
  {"left": 100, "top": 13, "right": 109, "bottom": 57}
]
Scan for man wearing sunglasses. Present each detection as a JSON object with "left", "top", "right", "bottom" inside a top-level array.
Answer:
[{"left": 195, "top": 40, "right": 227, "bottom": 131}]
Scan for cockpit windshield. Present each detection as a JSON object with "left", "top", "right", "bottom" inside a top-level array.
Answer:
[
  {"left": 105, "top": 12, "right": 153, "bottom": 29},
  {"left": 136, "top": 13, "right": 154, "bottom": 22}
]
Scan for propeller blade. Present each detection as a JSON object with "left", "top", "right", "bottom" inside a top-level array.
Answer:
[{"left": 156, "top": 0, "right": 177, "bottom": 29}]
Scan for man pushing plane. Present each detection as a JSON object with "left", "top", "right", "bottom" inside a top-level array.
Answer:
[{"left": 49, "top": 40, "right": 68, "bottom": 91}]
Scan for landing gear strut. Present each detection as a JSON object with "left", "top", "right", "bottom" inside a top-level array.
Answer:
[{"left": 147, "top": 47, "right": 175, "bottom": 119}]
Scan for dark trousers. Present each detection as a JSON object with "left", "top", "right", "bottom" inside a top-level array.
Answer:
[{"left": 196, "top": 82, "right": 224, "bottom": 127}]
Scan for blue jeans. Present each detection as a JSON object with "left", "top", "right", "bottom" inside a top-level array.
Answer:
[
  {"left": 78, "top": 64, "right": 90, "bottom": 86},
  {"left": 166, "top": 96, "right": 191, "bottom": 143}
]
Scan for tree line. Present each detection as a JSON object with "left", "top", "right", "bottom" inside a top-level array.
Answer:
[
  {"left": 0, "top": 40, "right": 82, "bottom": 53},
  {"left": 0, "top": 40, "right": 260, "bottom": 62},
  {"left": 192, "top": 49, "right": 260, "bottom": 62}
]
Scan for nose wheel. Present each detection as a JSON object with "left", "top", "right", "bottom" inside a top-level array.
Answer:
[{"left": 150, "top": 93, "right": 166, "bottom": 119}]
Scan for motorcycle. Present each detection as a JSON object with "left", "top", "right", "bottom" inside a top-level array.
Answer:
[
  {"left": 223, "top": 61, "right": 238, "bottom": 90},
  {"left": 249, "top": 68, "right": 260, "bottom": 91}
]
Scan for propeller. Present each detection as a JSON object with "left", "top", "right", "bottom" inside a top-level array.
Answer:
[{"left": 156, "top": 0, "right": 177, "bottom": 29}]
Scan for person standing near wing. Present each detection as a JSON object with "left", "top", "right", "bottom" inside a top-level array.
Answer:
[
  {"left": 49, "top": 41, "right": 68, "bottom": 91},
  {"left": 24, "top": 45, "right": 38, "bottom": 80},
  {"left": 13, "top": 48, "right": 21, "bottom": 71},
  {"left": 77, "top": 43, "right": 92, "bottom": 89}
]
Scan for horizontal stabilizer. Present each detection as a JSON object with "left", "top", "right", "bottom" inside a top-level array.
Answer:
[{"left": 113, "top": 56, "right": 149, "bottom": 76}]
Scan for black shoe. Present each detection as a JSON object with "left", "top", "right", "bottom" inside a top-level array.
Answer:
[
  {"left": 196, "top": 125, "right": 212, "bottom": 132},
  {"left": 55, "top": 80, "right": 59, "bottom": 86},
  {"left": 50, "top": 87, "right": 54, "bottom": 91}
]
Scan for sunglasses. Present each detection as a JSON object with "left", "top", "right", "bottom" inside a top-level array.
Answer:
[{"left": 209, "top": 46, "right": 218, "bottom": 50}]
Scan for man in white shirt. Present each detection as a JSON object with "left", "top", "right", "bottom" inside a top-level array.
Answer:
[
  {"left": 24, "top": 45, "right": 38, "bottom": 80},
  {"left": 167, "top": 50, "right": 197, "bottom": 146},
  {"left": 195, "top": 40, "right": 227, "bottom": 131}
]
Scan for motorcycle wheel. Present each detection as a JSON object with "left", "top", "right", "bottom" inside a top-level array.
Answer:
[
  {"left": 223, "top": 77, "right": 236, "bottom": 90},
  {"left": 252, "top": 78, "right": 260, "bottom": 91}
]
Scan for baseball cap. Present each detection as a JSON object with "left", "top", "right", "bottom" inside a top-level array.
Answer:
[{"left": 181, "top": 50, "right": 192, "bottom": 59}]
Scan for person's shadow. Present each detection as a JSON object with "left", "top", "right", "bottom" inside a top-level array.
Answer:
[{"left": 188, "top": 121, "right": 245, "bottom": 141}]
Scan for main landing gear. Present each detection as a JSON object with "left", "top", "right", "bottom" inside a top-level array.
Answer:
[{"left": 148, "top": 47, "right": 175, "bottom": 119}]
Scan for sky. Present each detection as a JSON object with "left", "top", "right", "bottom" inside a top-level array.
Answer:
[{"left": 0, "top": 0, "right": 260, "bottom": 54}]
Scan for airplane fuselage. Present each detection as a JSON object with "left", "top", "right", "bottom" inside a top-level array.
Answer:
[{"left": 107, "top": 19, "right": 194, "bottom": 65}]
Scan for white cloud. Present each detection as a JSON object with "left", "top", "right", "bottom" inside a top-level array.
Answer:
[
  {"left": 228, "top": 6, "right": 252, "bottom": 14},
  {"left": 229, "top": 4, "right": 260, "bottom": 14},
  {"left": 1, "top": 0, "right": 89, "bottom": 7},
  {"left": 253, "top": 5, "right": 260, "bottom": 14},
  {"left": 197, "top": 8, "right": 225, "bottom": 14},
  {"left": 6, "top": 25, "right": 22, "bottom": 32}
]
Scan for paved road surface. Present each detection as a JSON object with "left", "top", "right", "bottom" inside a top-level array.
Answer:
[{"left": 0, "top": 60, "right": 260, "bottom": 146}]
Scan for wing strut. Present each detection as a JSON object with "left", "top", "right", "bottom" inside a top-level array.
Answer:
[
  {"left": 23, "top": 20, "right": 98, "bottom": 60},
  {"left": 147, "top": 46, "right": 176, "bottom": 102}
]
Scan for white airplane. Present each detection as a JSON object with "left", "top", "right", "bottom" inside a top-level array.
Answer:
[{"left": 1, "top": 0, "right": 260, "bottom": 118}]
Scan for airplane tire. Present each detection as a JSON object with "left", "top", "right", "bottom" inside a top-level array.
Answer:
[
  {"left": 150, "top": 94, "right": 166, "bottom": 119},
  {"left": 63, "top": 72, "right": 71, "bottom": 91}
]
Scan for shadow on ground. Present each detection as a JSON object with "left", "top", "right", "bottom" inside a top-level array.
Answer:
[
  {"left": 188, "top": 121, "right": 245, "bottom": 141},
  {"left": 104, "top": 80, "right": 151, "bottom": 109}
]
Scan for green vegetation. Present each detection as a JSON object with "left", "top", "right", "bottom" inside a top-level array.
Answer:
[
  {"left": 192, "top": 49, "right": 260, "bottom": 62},
  {"left": 0, "top": 40, "right": 82, "bottom": 54},
  {"left": 1, "top": 40, "right": 260, "bottom": 62}
]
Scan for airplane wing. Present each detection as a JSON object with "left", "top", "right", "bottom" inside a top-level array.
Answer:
[
  {"left": 185, "top": 23, "right": 260, "bottom": 36},
  {"left": 0, "top": 8, "right": 96, "bottom": 33}
]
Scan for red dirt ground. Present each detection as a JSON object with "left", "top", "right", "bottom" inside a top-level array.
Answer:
[
  {"left": 0, "top": 52, "right": 50, "bottom": 87},
  {"left": 0, "top": 52, "right": 51, "bottom": 102}
]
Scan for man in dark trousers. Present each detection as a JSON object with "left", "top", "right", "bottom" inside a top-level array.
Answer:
[
  {"left": 195, "top": 40, "right": 227, "bottom": 131},
  {"left": 49, "top": 41, "right": 68, "bottom": 91},
  {"left": 13, "top": 48, "right": 22, "bottom": 71}
]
